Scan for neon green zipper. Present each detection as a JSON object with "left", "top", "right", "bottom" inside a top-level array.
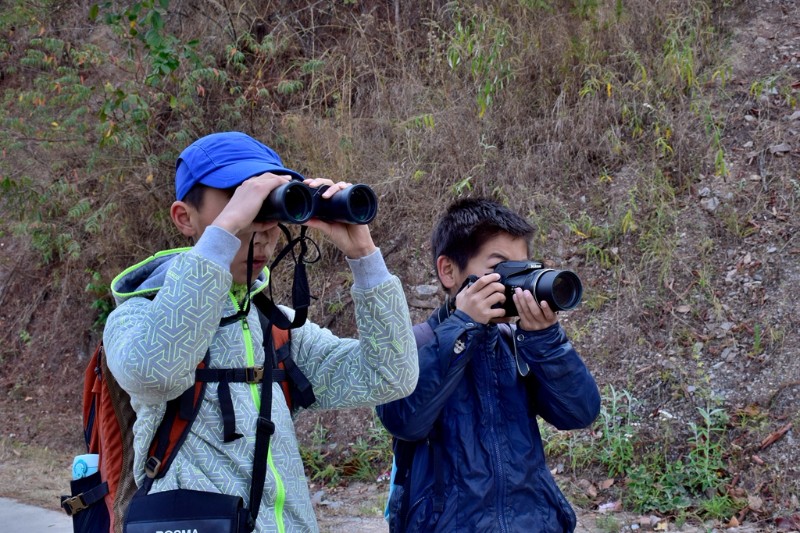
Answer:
[{"left": 236, "top": 299, "right": 286, "bottom": 533}]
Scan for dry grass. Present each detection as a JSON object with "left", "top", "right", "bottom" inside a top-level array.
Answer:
[
  {"left": 0, "top": 438, "right": 73, "bottom": 510},
  {"left": 9, "top": 0, "right": 800, "bottom": 524}
]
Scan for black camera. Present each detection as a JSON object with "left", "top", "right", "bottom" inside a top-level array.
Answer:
[
  {"left": 255, "top": 180, "right": 378, "bottom": 224},
  {"left": 493, "top": 260, "right": 583, "bottom": 314}
]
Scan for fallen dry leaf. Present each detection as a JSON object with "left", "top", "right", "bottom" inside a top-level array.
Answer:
[
  {"left": 759, "top": 423, "right": 793, "bottom": 450},
  {"left": 748, "top": 494, "right": 763, "bottom": 511},
  {"left": 577, "top": 478, "right": 598, "bottom": 499}
]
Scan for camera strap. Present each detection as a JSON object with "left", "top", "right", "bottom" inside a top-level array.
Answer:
[{"left": 504, "top": 324, "right": 530, "bottom": 377}]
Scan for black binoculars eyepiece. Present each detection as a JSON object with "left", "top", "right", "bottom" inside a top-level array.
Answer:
[{"left": 255, "top": 180, "right": 378, "bottom": 225}]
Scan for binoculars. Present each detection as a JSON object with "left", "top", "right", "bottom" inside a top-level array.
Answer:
[{"left": 255, "top": 180, "right": 378, "bottom": 225}]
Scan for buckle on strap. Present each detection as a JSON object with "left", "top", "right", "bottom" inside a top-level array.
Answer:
[
  {"left": 144, "top": 456, "right": 162, "bottom": 479},
  {"left": 61, "top": 494, "right": 87, "bottom": 516},
  {"left": 256, "top": 416, "right": 275, "bottom": 436},
  {"left": 246, "top": 366, "right": 265, "bottom": 384}
]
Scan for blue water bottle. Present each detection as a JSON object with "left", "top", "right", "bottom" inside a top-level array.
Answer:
[{"left": 72, "top": 453, "right": 99, "bottom": 479}]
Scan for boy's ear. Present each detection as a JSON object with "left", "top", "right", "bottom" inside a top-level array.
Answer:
[
  {"left": 436, "top": 255, "right": 458, "bottom": 292},
  {"left": 170, "top": 201, "right": 197, "bottom": 238}
]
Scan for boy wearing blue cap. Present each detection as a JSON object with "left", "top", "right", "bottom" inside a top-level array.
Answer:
[{"left": 103, "top": 132, "right": 419, "bottom": 532}]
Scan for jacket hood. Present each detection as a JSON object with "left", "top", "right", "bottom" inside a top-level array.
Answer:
[{"left": 110, "top": 247, "right": 268, "bottom": 305}]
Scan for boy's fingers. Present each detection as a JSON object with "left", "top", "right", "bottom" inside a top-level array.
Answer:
[
  {"left": 515, "top": 289, "right": 543, "bottom": 319},
  {"left": 485, "top": 290, "right": 506, "bottom": 308},
  {"left": 539, "top": 300, "right": 556, "bottom": 321},
  {"left": 321, "top": 181, "right": 353, "bottom": 198},
  {"left": 470, "top": 273, "right": 502, "bottom": 292}
]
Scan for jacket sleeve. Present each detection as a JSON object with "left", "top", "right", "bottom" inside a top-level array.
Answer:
[
  {"left": 377, "top": 310, "right": 481, "bottom": 441},
  {"left": 104, "top": 228, "right": 237, "bottom": 405},
  {"left": 287, "top": 251, "right": 419, "bottom": 409},
  {"left": 516, "top": 323, "right": 600, "bottom": 430}
]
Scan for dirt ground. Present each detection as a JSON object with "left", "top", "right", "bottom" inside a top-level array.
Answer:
[{"left": 0, "top": 0, "right": 799, "bottom": 531}]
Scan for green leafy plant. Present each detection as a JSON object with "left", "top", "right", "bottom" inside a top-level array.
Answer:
[
  {"left": 86, "top": 270, "right": 114, "bottom": 329},
  {"left": 597, "top": 386, "right": 637, "bottom": 477},
  {"left": 445, "top": 6, "right": 513, "bottom": 118}
]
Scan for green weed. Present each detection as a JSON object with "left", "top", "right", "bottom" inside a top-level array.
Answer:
[
  {"left": 597, "top": 386, "right": 636, "bottom": 477},
  {"left": 445, "top": 5, "right": 513, "bottom": 118},
  {"left": 86, "top": 270, "right": 114, "bottom": 330}
]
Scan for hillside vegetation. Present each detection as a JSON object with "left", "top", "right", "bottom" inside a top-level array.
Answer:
[{"left": 1, "top": 0, "right": 799, "bottom": 529}]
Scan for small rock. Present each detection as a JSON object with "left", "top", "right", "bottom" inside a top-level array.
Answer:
[
  {"left": 744, "top": 114, "right": 757, "bottom": 122},
  {"left": 768, "top": 142, "right": 791, "bottom": 155},
  {"left": 787, "top": 110, "right": 800, "bottom": 121},
  {"left": 408, "top": 297, "right": 439, "bottom": 309},
  {"left": 320, "top": 501, "right": 343, "bottom": 509},
  {"left": 413, "top": 284, "right": 439, "bottom": 297},
  {"left": 700, "top": 197, "right": 720, "bottom": 212}
]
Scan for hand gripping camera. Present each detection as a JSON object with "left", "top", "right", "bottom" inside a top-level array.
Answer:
[
  {"left": 255, "top": 179, "right": 378, "bottom": 225},
  {"left": 493, "top": 260, "right": 583, "bottom": 314}
]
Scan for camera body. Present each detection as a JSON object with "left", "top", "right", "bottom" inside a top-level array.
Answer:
[
  {"left": 255, "top": 179, "right": 378, "bottom": 224},
  {"left": 493, "top": 260, "right": 583, "bottom": 314}
]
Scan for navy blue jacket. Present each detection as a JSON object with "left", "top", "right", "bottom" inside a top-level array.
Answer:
[{"left": 377, "top": 306, "right": 601, "bottom": 533}]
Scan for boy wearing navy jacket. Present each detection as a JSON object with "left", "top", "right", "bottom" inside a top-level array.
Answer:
[{"left": 378, "top": 198, "right": 600, "bottom": 532}]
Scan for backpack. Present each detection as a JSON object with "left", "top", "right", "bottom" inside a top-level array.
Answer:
[{"left": 60, "top": 309, "right": 314, "bottom": 533}]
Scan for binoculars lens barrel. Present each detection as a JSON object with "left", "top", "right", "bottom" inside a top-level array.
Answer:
[
  {"left": 255, "top": 181, "right": 378, "bottom": 225},
  {"left": 314, "top": 184, "right": 378, "bottom": 224},
  {"left": 256, "top": 181, "right": 315, "bottom": 223}
]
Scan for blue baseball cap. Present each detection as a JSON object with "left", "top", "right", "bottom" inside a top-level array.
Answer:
[{"left": 175, "top": 131, "right": 306, "bottom": 200}]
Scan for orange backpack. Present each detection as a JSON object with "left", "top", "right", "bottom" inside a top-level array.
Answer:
[{"left": 61, "top": 320, "right": 312, "bottom": 533}]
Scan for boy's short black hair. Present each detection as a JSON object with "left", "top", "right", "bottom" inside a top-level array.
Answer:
[
  {"left": 182, "top": 183, "right": 237, "bottom": 210},
  {"left": 432, "top": 197, "right": 534, "bottom": 272}
]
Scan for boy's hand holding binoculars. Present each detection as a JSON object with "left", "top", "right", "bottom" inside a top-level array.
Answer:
[{"left": 214, "top": 173, "right": 377, "bottom": 259}]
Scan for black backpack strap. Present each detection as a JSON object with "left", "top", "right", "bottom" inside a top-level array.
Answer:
[
  {"left": 142, "top": 391, "right": 186, "bottom": 491},
  {"left": 253, "top": 296, "right": 316, "bottom": 412},
  {"left": 273, "top": 338, "right": 315, "bottom": 410},
  {"left": 247, "top": 324, "right": 277, "bottom": 531},
  {"left": 195, "top": 365, "right": 268, "bottom": 443},
  {"left": 412, "top": 321, "right": 435, "bottom": 348},
  {"left": 430, "top": 423, "right": 445, "bottom": 514}
]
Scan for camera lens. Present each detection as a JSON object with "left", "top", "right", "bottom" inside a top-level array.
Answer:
[
  {"left": 496, "top": 261, "right": 584, "bottom": 315},
  {"left": 535, "top": 270, "right": 582, "bottom": 312}
]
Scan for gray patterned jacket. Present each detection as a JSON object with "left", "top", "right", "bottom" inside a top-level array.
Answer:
[{"left": 104, "top": 226, "right": 418, "bottom": 533}]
